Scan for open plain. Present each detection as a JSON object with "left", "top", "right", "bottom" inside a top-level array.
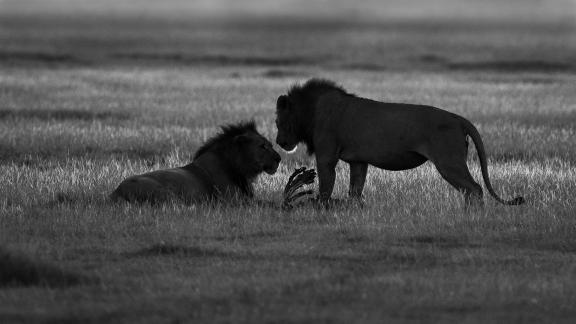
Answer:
[{"left": 1, "top": 0, "right": 576, "bottom": 323}]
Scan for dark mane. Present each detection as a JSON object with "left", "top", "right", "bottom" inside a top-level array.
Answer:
[
  {"left": 284, "top": 78, "right": 354, "bottom": 155},
  {"left": 194, "top": 120, "right": 257, "bottom": 160},
  {"left": 287, "top": 78, "right": 354, "bottom": 101},
  {"left": 191, "top": 120, "right": 258, "bottom": 197}
]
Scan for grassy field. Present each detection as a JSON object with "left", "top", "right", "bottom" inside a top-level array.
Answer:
[{"left": 1, "top": 0, "right": 576, "bottom": 323}]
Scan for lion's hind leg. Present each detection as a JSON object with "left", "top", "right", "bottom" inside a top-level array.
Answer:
[
  {"left": 432, "top": 159, "right": 483, "bottom": 207},
  {"left": 348, "top": 162, "right": 368, "bottom": 201},
  {"left": 113, "top": 176, "right": 174, "bottom": 204},
  {"left": 424, "top": 128, "right": 483, "bottom": 207}
]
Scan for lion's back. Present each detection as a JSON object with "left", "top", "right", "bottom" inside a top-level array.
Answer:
[
  {"left": 313, "top": 92, "right": 466, "bottom": 166},
  {"left": 317, "top": 93, "right": 459, "bottom": 134}
]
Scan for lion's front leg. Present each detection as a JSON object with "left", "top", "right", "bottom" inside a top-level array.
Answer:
[
  {"left": 316, "top": 159, "right": 338, "bottom": 206},
  {"left": 349, "top": 162, "right": 368, "bottom": 200}
]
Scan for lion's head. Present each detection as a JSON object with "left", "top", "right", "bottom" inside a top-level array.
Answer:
[
  {"left": 195, "top": 121, "right": 281, "bottom": 177},
  {"left": 275, "top": 80, "right": 340, "bottom": 156},
  {"left": 235, "top": 131, "right": 281, "bottom": 175}
]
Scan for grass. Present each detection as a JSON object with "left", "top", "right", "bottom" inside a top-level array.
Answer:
[{"left": 1, "top": 0, "right": 576, "bottom": 323}]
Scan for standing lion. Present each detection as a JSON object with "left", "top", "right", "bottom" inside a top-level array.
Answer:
[{"left": 274, "top": 78, "right": 524, "bottom": 207}]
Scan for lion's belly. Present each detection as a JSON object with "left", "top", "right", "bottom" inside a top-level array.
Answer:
[
  {"left": 370, "top": 152, "right": 428, "bottom": 171},
  {"left": 342, "top": 151, "right": 428, "bottom": 171}
]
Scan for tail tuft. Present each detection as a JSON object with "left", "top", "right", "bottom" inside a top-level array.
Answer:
[{"left": 509, "top": 196, "right": 525, "bottom": 205}]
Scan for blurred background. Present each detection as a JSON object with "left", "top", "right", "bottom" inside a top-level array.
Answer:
[{"left": 1, "top": 0, "right": 574, "bottom": 72}]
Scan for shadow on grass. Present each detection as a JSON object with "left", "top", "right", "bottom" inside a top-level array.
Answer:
[
  {"left": 401, "top": 235, "right": 481, "bottom": 249},
  {"left": 415, "top": 54, "right": 574, "bottom": 73},
  {"left": 0, "top": 247, "right": 95, "bottom": 288},
  {"left": 125, "top": 243, "right": 231, "bottom": 258},
  {"left": 0, "top": 109, "right": 130, "bottom": 122},
  {"left": 447, "top": 60, "right": 573, "bottom": 73},
  {"left": 419, "top": 54, "right": 449, "bottom": 64},
  {"left": 340, "top": 62, "right": 387, "bottom": 71},
  {"left": 125, "top": 242, "right": 441, "bottom": 270},
  {"left": 496, "top": 236, "right": 576, "bottom": 254},
  {"left": 0, "top": 51, "right": 88, "bottom": 66},
  {"left": 535, "top": 241, "right": 576, "bottom": 254},
  {"left": 212, "top": 230, "right": 285, "bottom": 242}
]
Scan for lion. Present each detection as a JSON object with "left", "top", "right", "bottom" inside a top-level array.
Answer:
[
  {"left": 110, "top": 121, "right": 281, "bottom": 204},
  {"left": 274, "top": 78, "right": 525, "bottom": 207}
]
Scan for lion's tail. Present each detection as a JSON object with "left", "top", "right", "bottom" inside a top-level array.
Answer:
[{"left": 461, "top": 118, "right": 525, "bottom": 205}]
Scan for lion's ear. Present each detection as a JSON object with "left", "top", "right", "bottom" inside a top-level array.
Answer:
[{"left": 277, "top": 95, "right": 289, "bottom": 110}]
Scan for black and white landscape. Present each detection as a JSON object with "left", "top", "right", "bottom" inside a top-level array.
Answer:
[{"left": 1, "top": 0, "right": 575, "bottom": 322}]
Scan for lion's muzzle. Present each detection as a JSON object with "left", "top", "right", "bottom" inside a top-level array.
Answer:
[
  {"left": 280, "top": 144, "right": 298, "bottom": 154},
  {"left": 264, "top": 162, "right": 280, "bottom": 175}
]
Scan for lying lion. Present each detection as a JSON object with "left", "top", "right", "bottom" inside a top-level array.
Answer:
[
  {"left": 110, "top": 121, "right": 281, "bottom": 205},
  {"left": 110, "top": 121, "right": 315, "bottom": 208},
  {"left": 274, "top": 78, "right": 525, "bottom": 207}
]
